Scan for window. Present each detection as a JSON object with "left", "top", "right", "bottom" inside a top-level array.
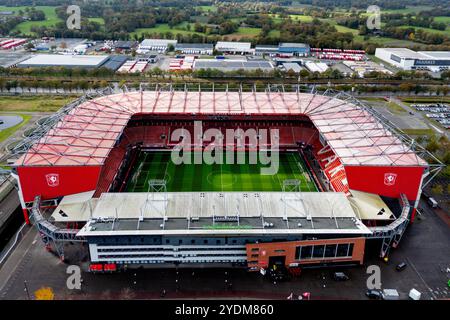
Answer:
[
  {"left": 313, "top": 245, "right": 325, "bottom": 258},
  {"left": 325, "top": 244, "right": 337, "bottom": 258},
  {"left": 191, "top": 239, "right": 195, "bottom": 244},
  {"left": 275, "top": 249, "right": 285, "bottom": 253},
  {"left": 337, "top": 243, "right": 350, "bottom": 257},
  {"left": 216, "top": 239, "right": 221, "bottom": 244},
  {"left": 300, "top": 245, "right": 313, "bottom": 259},
  {"left": 295, "top": 246, "right": 301, "bottom": 260},
  {"left": 348, "top": 243, "right": 354, "bottom": 256},
  {"left": 203, "top": 239, "right": 208, "bottom": 244}
]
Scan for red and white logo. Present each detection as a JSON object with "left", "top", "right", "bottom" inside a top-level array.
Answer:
[
  {"left": 45, "top": 173, "right": 60, "bottom": 187},
  {"left": 384, "top": 173, "right": 397, "bottom": 186}
]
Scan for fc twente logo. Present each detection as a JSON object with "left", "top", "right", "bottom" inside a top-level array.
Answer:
[
  {"left": 384, "top": 173, "right": 397, "bottom": 186},
  {"left": 45, "top": 173, "right": 60, "bottom": 187}
]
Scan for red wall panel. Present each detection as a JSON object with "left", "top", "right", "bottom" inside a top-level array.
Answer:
[
  {"left": 17, "top": 166, "right": 102, "bottom": 203},
  {"left": 344, "top": 165, "right": 424, "bottom": 201}
]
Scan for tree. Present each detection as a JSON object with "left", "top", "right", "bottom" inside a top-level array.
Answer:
[
  {"left": 431, "top": 184, "right": 443, "bottom": 195},
  {"left": 426, "top": 137, "right": 439, "bottom": 153}
]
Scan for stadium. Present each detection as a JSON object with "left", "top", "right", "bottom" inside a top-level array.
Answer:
[{"left": 10, "top": 85, "right": 443, "bottom": 273}]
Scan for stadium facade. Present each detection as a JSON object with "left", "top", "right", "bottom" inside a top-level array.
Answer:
[{"left": 10, "top": 86, "right": 442, "bottom": 273}]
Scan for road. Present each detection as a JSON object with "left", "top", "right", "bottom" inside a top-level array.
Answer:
[{"left": 389, "top": 96, "right": 449, "bottom": 138}]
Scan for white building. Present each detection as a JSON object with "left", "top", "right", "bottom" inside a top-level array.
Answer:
[
  {"left": 375, "top": 48, "right": 450, "bottom": 72},
  {"left": 175, "top": 43, "right": 213, "bottom": 55},
  {"left": 137, "top": 39, "right": 178, "bottom": 53},
  {"left": 17, "top": 54, "right": 110, "bottom": 69},
  {"left": 215, "top": 41, "right": 253, "bottom": 55},
  {"left": 305, "top": 61, "right": 329, "bottom": 73}
]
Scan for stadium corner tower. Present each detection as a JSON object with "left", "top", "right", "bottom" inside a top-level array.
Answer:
[{"left": 11, "top": 89, "right": 437, "bottom": 272}]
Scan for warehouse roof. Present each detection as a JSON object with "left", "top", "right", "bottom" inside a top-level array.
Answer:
[
  {"left": 282, "top": 62, "right": 302, "bottom": 73},
  {"left": 255, "top": 45, "right": 278, "bottom": 50},
  {"left": 376, "top": 48, "right": 426, "bottom": 60},
  {"left": 279, "top": 42, "right": 309, "bottom": 48},
  {"left": 17, "top": 54, "right": 109, "bottom": 68},
  {"left": 14, "top": 91, "right": 427, "bottom": 167},
  {"left": 193, "top": 59, "right": 274, "bottom": 71},
  {"left": 101, "top": 55, "right": 128, "bottom": 71},
  {"left": 139, "top": 39, "right": 177, "bottom": 47},
  {"left": 215, "top": 41, "right": 252, "bottom": 50},
  {"left": 175, "top": 43, "right": 213, "bottom": 49},
  {"left": 417, "top": 51, "right": 450, "bottom": 60}
]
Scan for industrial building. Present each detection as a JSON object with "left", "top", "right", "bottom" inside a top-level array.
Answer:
[
  {"left": 255, "top": 45, "right": 279, "bottom": 56},
  {"left": 101, "top": 55, "right": 129, "bottom": 71},
  {"left": 278, "top": 43, "right": 310, "bottom": 56},
  {"left": 175, "top": 43, "right": 213, "bottom": 55},
  {"left": 342, "top": 60, "right": 393, "bottom": 78},
  {"left": 17, "top": 54, "right": 111, "bottom": 69},
  {"left": 282, "top": 62, "right": 302, "bottom": 73},
  {"left": 304, "top": 61, "right": 329, "bottom": 73},
  {"left": 215, "top": 41, "right": 253, "bottom": 55},
  {"left": 375, "top": 48, "right": 450, "bottom": 72},
  {"left": 113, "top": 41, "right": 137, "bottom": 51},
  {"left": 137, "top": 39, "right": 178, "bottom": 53},
  {"left": 10, "top": 87, "right": 442, "bottom": 272},
  {"left": 193, "top": 59, "right": 274, "bottom": 72}
]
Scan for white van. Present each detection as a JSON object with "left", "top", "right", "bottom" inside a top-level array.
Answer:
[{"left": 428, "top": 197, "right": 438, "bottom": 208}]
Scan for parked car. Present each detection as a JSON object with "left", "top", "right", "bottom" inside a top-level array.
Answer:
[
  {"left": 396, "top": 262, "right": 407, "bottom": 271},
  {"left": 333, "top": 272, "right": 349, "bottom": 281},
  {"left": 366, "top": 289, "right": 383, "bottom": 300},
  {"left": 382, "top": 289, "right": 399, "bottom": 300}
]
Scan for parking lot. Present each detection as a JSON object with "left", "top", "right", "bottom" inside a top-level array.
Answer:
[{"left": 411, "top": 103, "right": 450, "bottom": 129}]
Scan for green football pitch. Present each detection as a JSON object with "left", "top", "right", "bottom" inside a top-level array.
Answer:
[{"left": 125, "top": 151, "right": 318, "bottom": 192}]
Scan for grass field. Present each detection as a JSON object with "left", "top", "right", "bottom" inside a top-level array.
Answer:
[
  {"left": 195, "top": 5, "right": 217, "bottom": 12},
  {"left": 0, "top": 114, "right": 31, "bottom": 142},
  {"left": 401, "top": 97, "right": 450, "bottom": 104},
  {"left": 130, "top": 23, "right": 205, "bottom": 38},
  {"left": 5, "top": 6, "right": 62, "bottom": 35},
  {"left": 322, "top": 19, "right": 419, "bottom": 46},
  {"left": 88, "top": 17, "right": 105, "bottom": 25},
  {"left": 227, "top": 27, "right": 262, "bottom": 39},
  {"left": 268, "top": 13, "right": 314, "bottom": 23},
  {"left": 398, "top": 25, "right": 450, "bottom": 37},
  {"left": 0, "top": 96, "right": 79, "bottom": 112},
  {"left": 125, "top": 151, "right": 318, "bottom": 193}
]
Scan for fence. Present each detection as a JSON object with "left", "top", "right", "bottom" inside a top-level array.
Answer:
[{"left": 0, "top": 222, "right": 29, "bottom": 267}]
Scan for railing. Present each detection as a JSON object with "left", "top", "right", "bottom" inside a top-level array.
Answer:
[
  {"left": 0, "top": 222, "right": 28, "bottom": 267},
  {"left": 0, "top": 174, "right": 15, "bottom": 201},
  {"left": 368, "top": 194, "right": 410, "bottom": 237},
  {"left": 31, "top": 196, "right": 85, "bottom": 242}
]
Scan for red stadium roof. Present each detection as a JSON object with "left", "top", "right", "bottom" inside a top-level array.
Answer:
[{"left": 15, "top": 91, "right": 427, "bottom": 167}]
